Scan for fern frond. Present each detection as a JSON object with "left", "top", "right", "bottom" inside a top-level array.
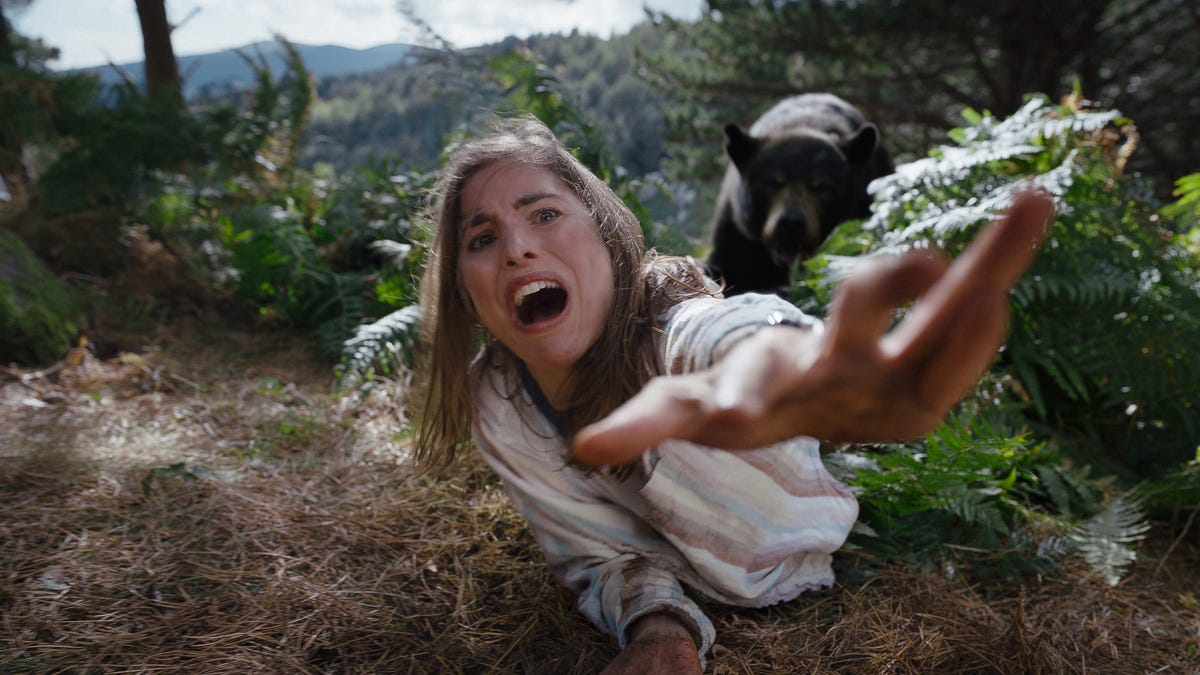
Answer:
[
  {"left": 370, "top": 239, "right": 415, "bottom": 269},
  {"left": 337, "top": 304, "right": 423, "bottom": 389},
  {"left": 1069, "top": 496, "right": 1149, "bottom": 585},
  {"left": 938, "top": 490, "right": 1011, "bottom": 536}
]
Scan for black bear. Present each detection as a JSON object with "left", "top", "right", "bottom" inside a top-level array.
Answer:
[{"left": 707, "top": 93, "right": 894, "bottom": 295}]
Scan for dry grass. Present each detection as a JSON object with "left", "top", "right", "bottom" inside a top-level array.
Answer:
[{"left": 2, "top": 321, "right": 1198, "bottom": 674}]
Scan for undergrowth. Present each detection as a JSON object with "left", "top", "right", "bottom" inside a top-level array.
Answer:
[{"left": 802, "top": 95, "right": 1200, "bottom": 585}]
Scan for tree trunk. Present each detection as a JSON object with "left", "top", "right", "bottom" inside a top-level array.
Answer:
[
  {"left": 0, "top": 3, "right": 14, "bottom": 67},
  {"left": 133, "top": 0, "right": 182, "bottom": 103},
  {"left": 0, "top": 2, "right": 29, "bottom": 207}
]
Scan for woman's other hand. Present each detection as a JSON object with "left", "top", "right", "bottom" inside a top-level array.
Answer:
[{"left": 600, "top": 612, "right": 703, "bottom": 675}]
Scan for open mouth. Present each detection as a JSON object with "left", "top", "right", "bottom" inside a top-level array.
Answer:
[{"left": 514, "top": 280, "right": 568, "bottom": 326}]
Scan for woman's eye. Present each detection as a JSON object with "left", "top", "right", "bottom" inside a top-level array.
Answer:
[
  {"left": 535, "top": 208, "right": 560, "bottom": 223},
  {"left": 467, "top": 232, "right": 495, "bottom": 251}
]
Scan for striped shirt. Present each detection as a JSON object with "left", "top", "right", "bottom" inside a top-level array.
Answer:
[{"left": 470, "top": 292, "right": 859, "bottom": 660}]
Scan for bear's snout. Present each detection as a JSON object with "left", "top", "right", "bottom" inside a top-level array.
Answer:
[{"left": 764, "top": 193, "right": 823, "bottom": 264}]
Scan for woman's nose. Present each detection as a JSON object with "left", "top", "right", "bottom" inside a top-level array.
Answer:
[{"left": 503, "top": 228, "right": 537, "bottom": 266}]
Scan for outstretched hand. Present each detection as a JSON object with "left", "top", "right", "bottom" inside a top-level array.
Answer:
[{"left": 573, "top": 191, "right": 1055, "bottom": 467}]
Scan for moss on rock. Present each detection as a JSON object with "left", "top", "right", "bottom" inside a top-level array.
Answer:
[{"left": 0, "top": 230, "right": 83, "bottom": 365}]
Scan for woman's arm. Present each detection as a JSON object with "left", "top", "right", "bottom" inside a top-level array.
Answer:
[
  {"left": 469, "top": 386, "right": 716, "bottom": 661},
  {"left": 573, "top": 191, "right": 1055, "bottom": 466}
]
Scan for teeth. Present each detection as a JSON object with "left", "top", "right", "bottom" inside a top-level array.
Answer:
[{"left": 513, "top": 280, "right": 561, "bottom": 307}]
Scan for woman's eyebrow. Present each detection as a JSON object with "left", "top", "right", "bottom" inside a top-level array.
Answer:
[
  {"left": 463, "top": 211, "right": 491, "bottom": 231},
  {"left": 514, "top": 191, "right": 556, "bottom": 208},
  {"left": 462, "top": 192, "right": 559, "bottom": 231}
]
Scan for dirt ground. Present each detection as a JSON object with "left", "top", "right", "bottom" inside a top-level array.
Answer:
[{"left": 2, "top": 321, "right": 1198, "bottom": 674}]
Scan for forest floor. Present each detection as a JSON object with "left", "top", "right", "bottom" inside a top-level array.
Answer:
[{"left": 2, "top": 318, "right": 1198, "bottom": 674}]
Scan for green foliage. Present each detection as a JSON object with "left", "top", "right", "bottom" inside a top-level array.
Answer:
[
  {"left": 33, "top": 36, "right": 312, "bottom": 220},
  {"left": 132, "top": 42, "right": 428, "bottom": 360},
  {"left": 337, "top": 304, "right": 422, "bottom": 388},
  {"left": 0, "top": 55, "right": 97, "bottom": 201},
  {"left": 1164, "top": 173, "right": 1200, "bottom": 258},
  {"left": 0, "top": 230, "right": 82, "bottom": 364},
  {"left": 13, "top": 35, "right": 433, "bottom": 361},
  {"left": 805, "top": 95, "right": 1199, "bottom": 583},
  {"left": 216, "top": 38, "right": 313, "bottom": 183},
  {"left": 1135, "top": 448, "right": 1200, "bottom": 539},
  {"left": 834, "top": 410, "right": 1096, "bottom": 581},
  {"left": 804, "top": 96, "right": 1200, "bottom": 479},
  {"left": 202, "top": 155, "right": 429, "bottom": 360}
]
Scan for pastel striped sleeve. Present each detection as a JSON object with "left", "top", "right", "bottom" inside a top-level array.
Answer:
[{"left": 659, "top": 292, "right": 821, "bottom": 374}]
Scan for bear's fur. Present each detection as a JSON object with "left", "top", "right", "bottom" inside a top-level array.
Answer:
[{"left": 707, "top": 93, "right": 894, "bottom": 295}]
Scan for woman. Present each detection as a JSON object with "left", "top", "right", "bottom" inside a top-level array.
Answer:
[{"left": 414, "top": 116, "right": 1053, "bottom": 673}]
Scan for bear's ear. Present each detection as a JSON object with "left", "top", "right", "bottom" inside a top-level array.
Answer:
[
  {"left": 724, "top": 124, "right": 760, "bottom": 170},
  {"left": 842, "top": 124, "right": 879, "bottom": 166}
]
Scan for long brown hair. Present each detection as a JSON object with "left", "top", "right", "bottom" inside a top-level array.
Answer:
[{"left": 412, "top": 116, "right": 711, "bottom": 469}]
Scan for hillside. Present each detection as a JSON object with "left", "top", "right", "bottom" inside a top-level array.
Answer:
[
  {"left": 299, "top": 28, "right": 672, "bottom": 176},
  {"left": 72, "top": 40, "right": 419, "bottom": 98}
]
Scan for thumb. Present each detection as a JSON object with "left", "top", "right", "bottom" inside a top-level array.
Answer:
[{"left": 571, "top": 378, "right": 704, "bottom": 467}]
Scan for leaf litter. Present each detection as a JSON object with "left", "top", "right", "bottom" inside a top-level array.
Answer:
[{"left": 1, "top": 320, "right": 1196, "bottom": 673}]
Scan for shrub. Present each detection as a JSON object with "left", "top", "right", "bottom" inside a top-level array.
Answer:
[{"left": 806, "top": 95, "right": 1200, "bottom": 581}]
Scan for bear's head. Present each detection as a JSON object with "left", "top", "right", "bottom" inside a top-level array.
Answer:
[{"left": 724, "top": 123, "right": 880, "bottom": 266}]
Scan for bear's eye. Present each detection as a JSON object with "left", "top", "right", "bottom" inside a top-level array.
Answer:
[{"left": 811, "top": 180, "right": 835, "bottom": 196}]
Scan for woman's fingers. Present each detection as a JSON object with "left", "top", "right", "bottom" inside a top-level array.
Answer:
[
  {"left": 711, "top": 327, "right": 822, "bottom": 417},
  {"left": 912, "top": 291, "right": 1010, "bottom": 413},
  {"left": 824, "top": 250, "right": 949, "bottom": 358},
  {"left": 572, "top": 376, "right": 709, "bottom": 466},
  {"left": 888, "top": 191, "right": 1054, "bottom": 359}
]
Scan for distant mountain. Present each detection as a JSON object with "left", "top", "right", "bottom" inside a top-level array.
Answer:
[{"left": 73, "top": 41, "right": 418, "bottom": 97}]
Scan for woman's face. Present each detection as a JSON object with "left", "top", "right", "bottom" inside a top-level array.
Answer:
[{"left": 457, "top": 160, "right": 615, "bottom": 405}]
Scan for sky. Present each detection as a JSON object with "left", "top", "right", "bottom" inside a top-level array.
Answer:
[{"left": 10, "top": 0, "right": 705, "bottom": 71}]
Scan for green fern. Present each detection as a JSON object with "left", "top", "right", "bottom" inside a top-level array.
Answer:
[
  {"left": 840, "top": 411, "right": 1069, "bottom": 573},
  {"left": 1069, "top": 496, "right": 1149, "bottom": 586},
  {"left": 802, "top": 94, "right": 1199, "bottom": 584},
  {"left": 805, "top": 94, "right": 1200, "bottom": 479},
  {"left": 1163, "top": 172, "right": 1200, "bottom": 258},
  {"left": 1135, "top": 449, "right": 1200, "bottom": 535},
  {"left": 337, "top": 304, "right": 423, "bottom": 389}
]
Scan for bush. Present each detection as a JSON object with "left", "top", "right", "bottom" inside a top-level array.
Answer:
[{"left": 805, "top": 95, "right": 1200, "bottom": 582}]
